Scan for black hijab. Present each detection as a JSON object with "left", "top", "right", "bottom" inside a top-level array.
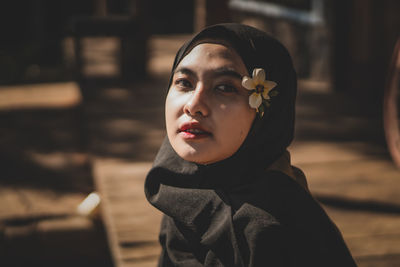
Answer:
[
  {"left": 145, "top": 23, "right": 356, "bottom": 267},
  {"left": 146, "top": 23, "right": 297, "bottom": 190}
]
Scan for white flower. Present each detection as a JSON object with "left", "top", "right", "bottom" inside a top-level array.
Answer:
[{"left": 242, "top": 68, "right": 277, "bottom": 110}]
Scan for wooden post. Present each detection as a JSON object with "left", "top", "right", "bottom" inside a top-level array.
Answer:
[
  {"left": 194, "top": 0, "right": 231, "bottom": 32},
  {"left": 94, "top": 0, "right": 107, "bottom": 16},
  {"left": 194, "top": 0, "right": 207, "bottom": 32}
]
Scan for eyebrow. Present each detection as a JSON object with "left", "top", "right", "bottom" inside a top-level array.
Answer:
[
  {"left": 174, "top": 67, "right": 196, "bottom": 77},
  {"left": 212, "top": 67, "right": 243, "bottom": 80},
  {"left": 174, "top": 67, "right": 243, "bottom": 80}
]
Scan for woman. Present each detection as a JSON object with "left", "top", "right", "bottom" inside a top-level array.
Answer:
[{"left": 145, "top": 23, "right": 357, "bottom": 266}]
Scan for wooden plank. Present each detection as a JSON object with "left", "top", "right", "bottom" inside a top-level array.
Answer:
[
  {"left": 324, "top": 206, "right": 400, "bottom": 264},
  {"left": 92, "top": 160, "right": 161, "bottom": 267}
]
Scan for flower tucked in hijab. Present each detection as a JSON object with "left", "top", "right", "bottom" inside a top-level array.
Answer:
[{"left": 242, "top": 67, "right": 277, "bottom": 116}]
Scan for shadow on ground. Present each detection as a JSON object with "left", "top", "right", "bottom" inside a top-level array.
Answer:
[{"left": 0, "top": 106, "right": 92, "bottom": 193}]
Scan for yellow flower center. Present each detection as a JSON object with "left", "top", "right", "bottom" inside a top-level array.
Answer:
[{"left": 255, "top": 84, "right": 264, "bottom": 93}]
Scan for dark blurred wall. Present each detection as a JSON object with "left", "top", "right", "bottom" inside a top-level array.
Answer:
[
  {"left": 332, "top": 0, "right": 400, "bottom": 113},
  {"left": 145, "top": 0, "right": 194, "bottom": 34},
  {"left": 256, "top": 0, "right": 312, "bottom": 11},
  {"left": 0, "top": 0, "right": 93, "bottom": 84}
]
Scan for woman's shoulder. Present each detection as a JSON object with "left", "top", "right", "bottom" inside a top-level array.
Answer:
[
  {"left": 227, "top": 169, "right": 342, "bottom": 243},
  {"left": 228, "top": 170, "right": 312, "bottom": 209},
  {"left": 228, "top": 170, "right": 357, "bottom": 266}
]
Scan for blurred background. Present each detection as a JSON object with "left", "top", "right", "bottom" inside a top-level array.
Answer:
[{"left": 1, "top": 0, "right": 400, "bottom": 266}]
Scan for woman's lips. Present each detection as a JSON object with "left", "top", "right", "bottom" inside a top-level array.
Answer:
[{"left": 178, "top": 122, "right": 211, "bottom": 139}]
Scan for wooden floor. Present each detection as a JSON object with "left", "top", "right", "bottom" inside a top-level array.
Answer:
[{"left": 294, "top": 151, "right": 400, "bottom": 265}]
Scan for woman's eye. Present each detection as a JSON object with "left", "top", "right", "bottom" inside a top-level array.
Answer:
[
  {"left": 215, "top": 84, "right": 237, "bottom": 93},
  {"left": 175, "top": 79, "right": 192, "bottom": 89}
]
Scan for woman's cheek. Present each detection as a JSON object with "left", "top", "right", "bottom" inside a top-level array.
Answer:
[
  {"left": 165, "top": 91, "right": 179, "bottom": 119},
  {"left": 167, "top": 90, "right": 191, "bottom": 116}
]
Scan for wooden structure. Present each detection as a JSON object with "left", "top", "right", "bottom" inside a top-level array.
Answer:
[
  {"left": 69, "top": 16, "right": 148, "bottom": 86},
  {"left": 194, "top": 0, "right": 231, "bottom": 32},
  {"left": 93, "top": 160, "right": 161, "bottom": 267}
]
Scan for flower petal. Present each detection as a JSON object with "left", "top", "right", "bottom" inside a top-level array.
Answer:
[
  {"left": 263, "top": 80, "right": 277, "bottom": 90},
  {"left": 249, "top": 92, "right": 262, "bottom": 108},
  {"left": 253, "top": 68, "right": 265, "bottom": 84},
  {"left": 242, "top": 76, "right": 255, "bottom": 90},
  {"left": 262, "top": 88, "right": 270, "bottom": 99}
]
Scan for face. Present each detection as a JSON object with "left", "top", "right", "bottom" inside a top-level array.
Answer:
[{"left": 165, "top": 43, "right": 256, "bottom": 164}]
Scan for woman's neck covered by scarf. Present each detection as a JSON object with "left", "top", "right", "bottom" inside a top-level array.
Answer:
[{"left": 146, "top": 23, "right": 298, "bottom": 192}]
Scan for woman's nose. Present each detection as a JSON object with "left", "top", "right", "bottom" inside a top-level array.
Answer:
[{"left": 183, "top": 84, "right": 210, "bottom": 117}]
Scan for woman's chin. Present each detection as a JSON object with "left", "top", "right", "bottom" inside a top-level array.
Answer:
[
  {"left": 177, "top": 149, "right": 214, "bottom": 165},
  {"left": 171, "top": 138, "right": 238, "bottom": 165},
  {"left": 177, "top": 148, "right": 233, "bottom": 165}
]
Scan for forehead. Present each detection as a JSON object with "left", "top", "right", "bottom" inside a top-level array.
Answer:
[{"left": 176, "top": 43, "right": 248, "bottom": 74}]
